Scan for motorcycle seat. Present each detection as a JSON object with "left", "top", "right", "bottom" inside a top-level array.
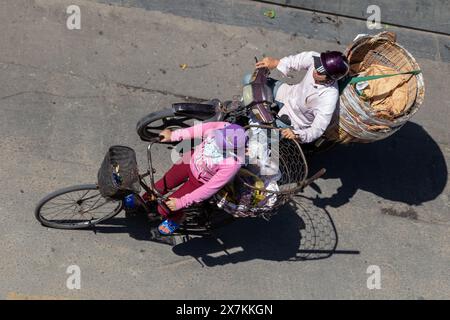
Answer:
[{"left": 172, "top": 100, "right": 220, "bottom": 121}]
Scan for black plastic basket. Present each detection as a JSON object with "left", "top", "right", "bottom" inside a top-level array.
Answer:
[{"left": 97, "top": 146, "right": 141, "bottom": 199}]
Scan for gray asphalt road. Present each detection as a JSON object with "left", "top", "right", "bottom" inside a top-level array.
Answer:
[{"left": 0, "top": 0, "right": 449, "bottom": 299}]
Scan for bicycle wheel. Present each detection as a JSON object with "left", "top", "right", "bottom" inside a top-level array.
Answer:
[{"left": 35, "top": 184, "right": 123, "bottom": 229}]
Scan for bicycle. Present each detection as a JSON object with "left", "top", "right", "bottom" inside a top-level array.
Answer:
[{"left": 35, "top": 125, "right": 325, "bottom": 239}]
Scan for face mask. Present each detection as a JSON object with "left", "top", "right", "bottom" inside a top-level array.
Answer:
[{"left": 203, "top": 137, "right": 225, "bottom": 163}]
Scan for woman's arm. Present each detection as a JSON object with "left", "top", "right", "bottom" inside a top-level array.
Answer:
[{"left": 170, "top": 121, "right": 231, "bottom": 142}]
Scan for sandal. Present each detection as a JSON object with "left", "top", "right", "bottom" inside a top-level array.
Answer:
[{"left": 158, "top": 219, "right": 180, "bottom": 235}]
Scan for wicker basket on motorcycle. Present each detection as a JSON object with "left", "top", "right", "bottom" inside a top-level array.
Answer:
[
  {"left": 214, "top": 138, "right": 308, "bottom": 219},
  {"left": 324, "top": 31, "right": 425, "bottom": 144}
]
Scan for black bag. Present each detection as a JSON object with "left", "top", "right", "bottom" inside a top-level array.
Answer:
[{"left": 97, "top": 146, "right": 141, "bottom": 199}]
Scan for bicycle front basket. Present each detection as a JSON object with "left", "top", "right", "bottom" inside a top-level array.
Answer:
[{"left": 97, "top": 145, "right": 141, "bottom": 199}]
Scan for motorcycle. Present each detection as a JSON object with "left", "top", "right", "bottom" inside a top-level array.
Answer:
[
  {"left": 136, "top": 59, "right": 336, "bottom": 155},
  {"left": 137, "top": 60, "right": 280, "bottom": 139}
]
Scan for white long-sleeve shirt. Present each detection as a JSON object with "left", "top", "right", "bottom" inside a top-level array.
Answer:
[{"left": 275, "top": 51, "right": 339, "bottom": 143}]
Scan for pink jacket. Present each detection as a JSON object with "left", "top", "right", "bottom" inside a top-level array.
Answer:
[{"left": 170, "top": 122, "right": 243, "bottom": 209}]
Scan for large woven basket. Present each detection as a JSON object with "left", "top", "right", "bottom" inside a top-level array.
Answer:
[{"left": 325, "top": 32, "right": 425, "bottom": 144}]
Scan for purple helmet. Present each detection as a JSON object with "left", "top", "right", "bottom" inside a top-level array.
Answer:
[
  {"left": 317, "top": 51, "right": 350, "bottom": 81},
  {"left": 214, "top": 124, "right": 248, "bottom": 151}
]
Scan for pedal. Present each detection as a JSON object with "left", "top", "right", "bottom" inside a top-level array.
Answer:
[{"left": 149, "top": 227, "right": 176, "bottom": 246}]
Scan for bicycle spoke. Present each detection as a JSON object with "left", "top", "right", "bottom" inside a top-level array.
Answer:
[
  {"left": 46, "top": 198, "right": 74, "bottom": 205},
  {"left": 44, "top": 203, "right": 77, "bottom": 214},
  {"left": 73, "top": 190, "right": 86, "bottom": 201},
  {"left": 83, "top": 199, "right": 108, "bottom": 210},
  {"left": 78, "top": 189, "right": 91, "bottom": 199},
  {"left": 65, "top": 206, "right": 86, "bottom": 222},
  {"left": 42, "top": 203, "right": 78, "bottom": 219},
  {"left": 63, "top": 192, "right": 76, "bottom": 202},
  {"left": 41, "top": 201, "right": 77, "bottom": 215},
  {"left": 41, "top": 201, "right": 75, "bottom": 210}
]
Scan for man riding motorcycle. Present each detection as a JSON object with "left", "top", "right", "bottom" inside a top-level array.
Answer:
[{"left": 254, "top": 51, "right": 350, "bottom": 143}]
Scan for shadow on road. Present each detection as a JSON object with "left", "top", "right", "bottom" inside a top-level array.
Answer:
[
  {"left": 170, "top": 122, "right": 446, "bottom": 266},
  {"left": 90, "top": 213, "right": 156, "bottom": 241},
  {"left": 171, "top": 202, "right": 359, "bottom": 267},
  {"left": 308, "top": 122, "right": 448, "bottom": 209},
  {"left": 91, "top": 201, "right": 359, "bottom": 266}
]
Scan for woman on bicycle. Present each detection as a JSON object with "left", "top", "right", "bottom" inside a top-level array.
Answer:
[{"left": 150, "top": 122, "right": 248, "bottom": 235}]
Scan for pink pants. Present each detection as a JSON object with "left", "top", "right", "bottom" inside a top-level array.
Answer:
[{"left": 154, "top": 152, "right": 203, "bottom": 221}]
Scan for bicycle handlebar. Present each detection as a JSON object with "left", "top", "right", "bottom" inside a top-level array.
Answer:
[{"left": 157, "top": 198, "right": 172, "bottom": 214}]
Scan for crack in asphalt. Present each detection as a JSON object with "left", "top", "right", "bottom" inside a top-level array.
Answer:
[
  {"left": 222, "top": 40, "right": 249, "bottom": 57},
  {"left": 115, "top": 82, "right": 205, "bottom": 103},
  {"left": 0, "top": 60, "right": 208, "bottom": 103},
  {"left": 0, "top": 90, "right": 113, "bottom": 101}
]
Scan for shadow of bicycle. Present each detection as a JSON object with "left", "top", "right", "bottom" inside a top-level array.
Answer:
[
  {"left": 170, "top": 200, "right": 359, "bottom": 267},
  {"left": 89, "top": 195, "right": 359, "bottom": 266}
]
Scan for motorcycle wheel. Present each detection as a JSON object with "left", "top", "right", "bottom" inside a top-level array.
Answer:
[{"left": 136, "top": 108, "right": 195, "bottom": 142}]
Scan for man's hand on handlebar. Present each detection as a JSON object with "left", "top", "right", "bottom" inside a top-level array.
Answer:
[
  {"left": 159, "top": 129, "right": 172, "bottom": 142},
  {"left": 281, "top": 128, "right": 299, "bottom": 140},
  {"left": 255, "top": 57, "right": 280, "bottom": 70}
]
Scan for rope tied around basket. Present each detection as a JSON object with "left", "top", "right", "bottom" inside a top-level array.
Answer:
[{"left": 339, "top": 69, "right": 422, "bottom": 94}]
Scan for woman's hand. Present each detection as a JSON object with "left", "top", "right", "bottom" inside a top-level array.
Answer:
[
  {"left": 255, "top": 57, "right": 280, "bottom": 70},
  {"left": 165, "top": 197, "right": 178, "bottom": 211},
  {"left": 159, "top": 129, "right": 172, "bottom": 142},
  {"left": 281, "top": 128, "right": 298, "bottom": 140}
]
